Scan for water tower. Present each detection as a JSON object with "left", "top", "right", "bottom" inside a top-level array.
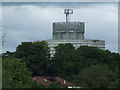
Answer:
[{"left": 52, "top": 9, "right": 85, "bottom": 40}]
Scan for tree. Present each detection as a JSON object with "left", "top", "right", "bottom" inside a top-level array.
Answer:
[
  {"left": 2, "top": 58, "right": 32, "bottom": 88},
  {"left": 15, "top": 41, "right": 50, "bottom": 76},
  {"left": 109, "top": 78, "right": 120, "bottom": 88},
  {"left": 31, "top": 80, "right": 46, "bottom": 88},
  {"left": 61, "top": 84, "right": 68, "bottom": 88},
  {"left": 77, "top": 46, "right": 119, "bottom": 70},
  {"left": 32, "top": 80, "right": 38, "bottom": 88},
  {"left": 38, "top": 83, "right": 46, "bottom": 88},
  {"left": 47, "top": 82, "right": 60, "bottom": 88},
  {"left": 51, "top": 44, "right": 119, "bottom": 87},
  {"left": 75, "top": 64, "right": 116, "bottom": 88},
  {"left": 52, "top": 43, "right": 88, "bottom": 80},
  {"left": 52, "top": 43, "right": 75, "bottom": 76},
  {"left": 2, "top": 51, "right": 15, "bottom": 58},
  {"left": 77, "top": 46, "right": 102, "bottom": 59}
]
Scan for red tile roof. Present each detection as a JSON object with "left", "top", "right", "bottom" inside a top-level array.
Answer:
[{"left": 32, "top": 76, "right": 76, "bottom": 87}]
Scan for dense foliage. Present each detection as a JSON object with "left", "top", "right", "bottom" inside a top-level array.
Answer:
[
  {"left": 74, "top": 64, "right": 116, "bottom": 88},
  {"left": 14, "top": 41, "right": 50, "bottom": 76},
  {"left": 2, "top": 58, "right": 33, "bottom": 88},
  {"left": 2, "top": 41, "right": 120, "bottom": 88}
]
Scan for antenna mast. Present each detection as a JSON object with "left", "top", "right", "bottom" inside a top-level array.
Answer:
[{"left": 64, "top": 8, "right": 73, "bottom": 22}]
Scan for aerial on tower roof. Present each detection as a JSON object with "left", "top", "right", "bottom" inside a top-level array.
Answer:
[{"left": 64, "top": 8, "right": 73, "bottom": 22}]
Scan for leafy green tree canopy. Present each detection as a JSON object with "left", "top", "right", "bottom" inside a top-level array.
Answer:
[
  {"left": 2, "top": 58, "right": 32, "bottom": 88},
  {"left": 75, "top": 64, "right": 116, "bottom": 88},
  {"left": 15, "top": 41, "right": 50, "bottom": 76},
  {"left": 47, "top": 82, "right": 60, "bottom": 88}
]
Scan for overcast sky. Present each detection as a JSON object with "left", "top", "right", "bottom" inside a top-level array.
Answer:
[{"left": 2, "top": 2, "right": 118, "bottom": 53}]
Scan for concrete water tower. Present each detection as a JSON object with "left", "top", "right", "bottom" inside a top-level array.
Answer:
[{"left": 52, "top": 8, "right": 85, "bottom": 40}]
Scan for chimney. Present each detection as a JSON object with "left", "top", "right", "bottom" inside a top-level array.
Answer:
[{"left": 64, "top": 80, "right": 66, "bottom": 84}]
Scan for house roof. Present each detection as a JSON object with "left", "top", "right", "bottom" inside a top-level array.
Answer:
[{"left": 32, "top": 76, "right": 76, "bottom": 87}]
